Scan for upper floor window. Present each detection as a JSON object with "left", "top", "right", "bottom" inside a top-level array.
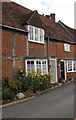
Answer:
[
  {"left": 28, "top": 25, "right": 44, "bottom": 43},
  {"left": 64, "top": 44, "right": 70, "bottom": 52}
]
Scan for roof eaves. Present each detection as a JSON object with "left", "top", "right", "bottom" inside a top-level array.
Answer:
[
  {"left": 45, "top": 36, "right": 76, "bottom": 45},
  {"left": 0, "top": 24, "right": 29, "bottom": 33}
]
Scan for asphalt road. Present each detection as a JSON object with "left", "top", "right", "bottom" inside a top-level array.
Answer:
[{"left": 2, "top": 82, "right": 75, "bottom": 118}]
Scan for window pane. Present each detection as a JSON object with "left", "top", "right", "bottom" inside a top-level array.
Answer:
[
  {"left": 36, "top": 61, "right": 41, "bottom": 74},
  {"left": 64, "top": 44, "right": 70, "bottom": 52},
  {"left": 42, "top": 61, "right": 47, "bottom": 75},
  {"left": 67, "top": 61, "right": 72, "bottom": 71},
  {"left": 73, "top": 61, "right": 76, "bottom": 71},
  {"left": 27, "top": 61, "right": 35, "bottom": 73},
  {"left": 35, "top": 28, "right": 38, "bottom": 41}
]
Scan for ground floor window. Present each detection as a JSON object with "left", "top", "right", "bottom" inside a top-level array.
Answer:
[
  {"left": 26, "top": 59, "right": 48, "bottom": 75},
  {"left": 67, "top": 60, "right": 76, "bottom": 72}
]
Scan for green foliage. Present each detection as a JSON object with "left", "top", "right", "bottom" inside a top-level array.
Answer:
[
  {"left": 39, "top": 74, "right": 51, "bottom": 91},
  {"left": 16, "top": 69, "right": 25, "bottom": 80},
  {"left": 2, "top": 89, "right": 15, "bottom": 101},
  {"left": 10, "top": 79, "right": 22, "bottom": 94},
  {"left": 2, "top": 78, "right": 10, "bottom": 90},
  {"left": 2, "top": 69, "right": 52, "bottom": 101}
]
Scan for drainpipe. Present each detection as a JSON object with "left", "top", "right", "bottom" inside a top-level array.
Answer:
[
  {"left": 47, "top": 37, "right": 50, "bottom": 58},
  {"left": 47, "top": 37, "right": 50, "bottom": 72}
]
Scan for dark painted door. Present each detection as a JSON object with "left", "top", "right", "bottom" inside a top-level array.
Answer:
[{"left": 60, "top": 61, "right": 65, "bottom": 79}]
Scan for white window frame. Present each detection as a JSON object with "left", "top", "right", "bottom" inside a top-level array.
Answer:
[
  {"left": 64, "top": 44, "right": 70, "bottom": 52},
  {"left": 28, "top": 25, "right": 44, "bottom": 44},
  {"left": 67, "top": 60, "right": 76, "bottom": 72},
  {"left": 25, "top": 59, "right": 48, "bottom": 75}
]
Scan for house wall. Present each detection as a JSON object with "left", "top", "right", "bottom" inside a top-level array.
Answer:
[
  {"left": 57, "top": 42, "right": 74, "bottom": 59},
  {"left": 2, "top": 29, "right": 27, "bottom": 80},
  {"left": 28, "top": 42, "right": 45, "bottom": 57},
  {"left": 57, "top": 42, "right": 76, "bottom": 80},
  {"left": 2, "top": 59, "right": 13, "bottom": 80},
  {"left": 16, "top": 33, "right": 26, "bottom": 56},
  {"left": 2, "top": 28, "right": 76, "bottom": 81},
  {"left": 2, "top": 30, "right": 12, "bottom": 56},
  {"left": 46, "top": 40, "right": 76, "bottom": 80},
  {"left": 46, "top": 41, "right": 57, "bottom": 57}
]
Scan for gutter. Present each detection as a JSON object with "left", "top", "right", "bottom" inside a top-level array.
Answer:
[
  {"left": 45, "top": 36, "right": 76, "bottom": 45},
  {"left": 0, "top": 24, "right": 29, "bottom": 33}
]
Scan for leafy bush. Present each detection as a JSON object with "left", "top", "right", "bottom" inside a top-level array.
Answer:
[
  {"left": 2, "top": 89, "right": 15, "bottom": 101},
  {"left": 10, "top": 79, "right": 22, "bottom": 94},
  {"left": 2, "top": 78, "right": 10, "bottom": 90},
  {"left": 16, "top": 69, "right": 25, "bottom": 80},
  {"left": 39, "top": 73, "right": 51, "bottom": 91}
]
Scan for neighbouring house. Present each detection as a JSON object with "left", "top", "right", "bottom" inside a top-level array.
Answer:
[{"left": 1, "top": 2, "right": 76, "bottom": 82}]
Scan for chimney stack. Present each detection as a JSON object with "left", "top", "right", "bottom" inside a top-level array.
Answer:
[
  {"left": 50, "top": 13, "right": 55, "bottom": 21},
  {"left": 45, "top": 15, "right": 50, "bottom": 19}
]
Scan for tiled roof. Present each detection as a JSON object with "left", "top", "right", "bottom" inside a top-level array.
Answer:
[
  {"left": 40, "top": 16, "right": 74, "bottom": 42},
  {"left": 2, "top": 2, "right": 31, "bottom": 30},
  {"left": 22, "top": 10, "right": 45, "bottom": 29},
  {"left": 2, "top": 2, "right": 76, "bottom": 43},
  {"left": 58, "top": 21, "right": 76, "bottom": 41}
]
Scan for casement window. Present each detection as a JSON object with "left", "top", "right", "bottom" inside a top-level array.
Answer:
[
  {"left": 26, "top": 59, "right": 48, "bottom": 75},
  {"left": 64, "top": 44, "right": 70, "bottom": 52},
  {"left": 28, "top": 25, "right": 44, "bottom": 43},
  {"left": 67, "top": 61, "right": 76, "bottom": 72}
]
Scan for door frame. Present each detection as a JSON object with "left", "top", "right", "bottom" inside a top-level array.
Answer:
[
  {"left": 60, "top": 60, "right": 66, "bottom": 80},
  {"left": 49, "top": 58, "right": 58, "bottom": 82}
]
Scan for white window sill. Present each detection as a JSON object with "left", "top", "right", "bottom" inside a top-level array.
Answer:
[
  {"left": 67, "top": 71, "right": 76, "bottom": 73},
  {"left": 64, "top": 50, "right": 71, "bottom": 52},
  {"left": 28, "top": 40, "right": 44, "bottom": 44}
]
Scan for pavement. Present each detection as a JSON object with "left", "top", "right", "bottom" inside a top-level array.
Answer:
[{"left": 2, "top": 82, "right": 75, "bottom": 118}]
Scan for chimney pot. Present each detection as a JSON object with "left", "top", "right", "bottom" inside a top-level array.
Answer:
[
  {"left": 50, "top": 13, "right": 55, "bottom": 21},
  {"left": 45, "top": 15, "right": 50, "bottom": 19}
]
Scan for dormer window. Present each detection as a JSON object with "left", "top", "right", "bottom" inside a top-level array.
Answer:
[
  {"left": 28, "top": 25, "right": 44, "bottom": 43},
  {"left": 64, "top": 44, "right": 70, "bottom": 52}
]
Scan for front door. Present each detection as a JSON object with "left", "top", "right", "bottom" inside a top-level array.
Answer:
[
  {"left": 50, "top": 59, "right": 57, "bottom": 83},
  {"left": 60, "top": 61, "right": 65, "bottom": 79}
]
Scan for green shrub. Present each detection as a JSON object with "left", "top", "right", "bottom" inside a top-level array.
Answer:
[
  {"left": 10, "top": 79, "right": 22, "bottom": 94},
  {"left": 2, "top": 89, "right": 15, "bottom": 101},
  {"left": 16, "top": 69, "right": 25, "bottom": 80},
  {"left": 2, "top": 78, "right": 10, "bottom": 90},
  {"left": 39, "top": 74, "right": 51, "bottom": 91}
]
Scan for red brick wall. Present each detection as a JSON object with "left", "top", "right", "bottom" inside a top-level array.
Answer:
[
  {"left": 2, "top": 30, "right": 12, "bottom": 56},
  {"left": 67, "top": 72, "right": 76, "bottom": 80},
  {"left": 48, "top": 42, "right": 57, "bottom": 57},
  {"left": 57, "top": 42, "right": 74, "bottom": 59},
  {"left": 15, "top": 59, "right": 25, "bottom": 72},
  {"left": 16, "top": 33, "right": 26, "bottom": 56},
  {"left": 29, "top": 42, "right": 44, "bottom": 57},
  {"left": 2, "top": 59, "right": 13, "bottom": 80}
]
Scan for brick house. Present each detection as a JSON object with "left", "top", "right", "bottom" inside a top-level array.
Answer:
[{"left": 1, "top": 2, "right": 76, "bottom": 82}]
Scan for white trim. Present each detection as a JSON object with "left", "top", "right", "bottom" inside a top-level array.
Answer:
[
  {"left": 64, "top": 43, "right": 71, "bottom": 52},
  {"left": 2, "top": 24, "right": 28, "bottom": 33},
  {"left": 49, "top": 58, "right": 58, "bottom": 83},
  {"left": 27, "top": 25, "right": 45, "bottom": 44}
]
